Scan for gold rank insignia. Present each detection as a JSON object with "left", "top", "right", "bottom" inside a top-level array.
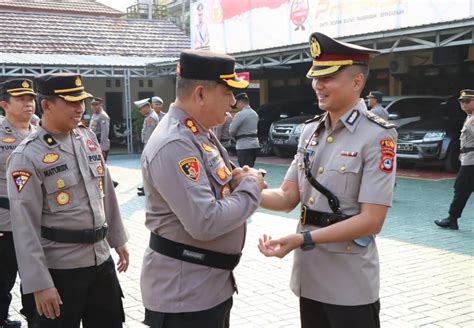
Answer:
[
  {"left": 310, "top": 37, "right": 321, "bottom": 58},
  {"left": 1, "top": 137, "right": 15, "bottom": 143},
  {"left": 220, "top": 184, "right": 231, "bottom": 198},
  {"left": 185, "top": 118, "right": 199, "bottom": 134},
  {"left": 56, "top": 179, "right": 65, "bottom": 189},
  {"left": 201, "top": 143, "right": 214, "bottom": 152},
  {"left": 11, "top": 171, "right": 31, "bottom": 192},
  {"left": 216, "top": 167, "right": 227, "bottom": 181},
  {"left": 75, "top": 76, "right": 82, "bottom": 86},
  {"left": 42, "top": 153, "right": 59, "bottom": 164},
  {"left": 99, "top": 179, "right": 104, "bottom": 192},
  {"left": 56, "top": 191, "right": 70, "bottom": 205},
  {"left": 96, "top": 164, "right": 104, "bottom": 175},
  {"left": 22, "top": 80, "right": 30, "bottom": 88}
]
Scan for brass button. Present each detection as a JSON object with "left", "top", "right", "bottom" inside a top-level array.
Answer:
[
  {"left": 341, "top": 165, "right": 346, "bottom": 172},
  {"left": 327, "top": 136, "right": 334, "bottom": 143},
  {"left": 309, "top": 197, "right": 315, "bottom": 204},
  {"left": 318, "top": 166, "right": 324, "bottom": 174},
  {"left": 346, "top": 244, "right": 352, "bottom": 252}
]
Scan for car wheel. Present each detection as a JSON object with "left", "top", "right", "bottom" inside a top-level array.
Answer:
[
  {"left": 259, "top": 138, "right": 274, "bottom": 157},
  {"left": 444, "top": 142, "right": 460, "bottom": 173}
]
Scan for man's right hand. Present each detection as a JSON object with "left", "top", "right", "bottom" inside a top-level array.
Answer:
[
  {"left": 232, "top": 166, "right": 267, "bottom": 191},
  {"left": 34, "top": 287, "right": 63, "bottom": 319}
]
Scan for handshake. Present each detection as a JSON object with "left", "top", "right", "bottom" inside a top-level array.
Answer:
[{"left": 231, "top": 166, "right": 268, "bottom": 191}]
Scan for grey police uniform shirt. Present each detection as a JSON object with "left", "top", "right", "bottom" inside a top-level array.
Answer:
[
  {"left": 0, "top": 119, "right": 34, "bottom": 231},
  {"left": 370, "top": 104, "right": 389, "bottom": 121},
  {"left": 140, "top": 104, "right": 261, "bottom": 313},
  {"left": 6, "top": 125, "right": 128, "bottom": 294},
  {"left": 460, "top": 114, "right": 474, "bottom": 166},
  {"left": 90, "top": 110, "right": 111, "bottom": 151},
  {"left": 284, "top": 99, "right": 397, "bottom": 306},
  {"left": 141, "top": 110, "right": 160, "bottom": 144},
  {"left": 229, "top": 105, "right": 260, "bottom": 150},
  {"left": 212, "top": 112, "right": 233, "bottom": 148}
]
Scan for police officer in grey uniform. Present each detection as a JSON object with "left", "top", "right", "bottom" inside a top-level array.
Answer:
[
  {"left": 367, "top": 91, "right": 389, "bottom": 121},
  {"left": 150, "top": 96, "right": 166, "bottom": 121},
  {"left": 229, "top": 93, "right": 260, "bottom": 167},
  {"left": 435, "top": 89, "right": 474, "bottom": 230},
  {"left": 140, "top": 50, "right": 265, "bottom": 328},
  {"left": 7, "top": 73, "right": 129, "bottom": 328},
  {"left": 256, "top": 32, "right": 397, "bottom": 328},
  {"left": 0, "top": 79, "right": 37, "bottom": 328},
  {"left": 89, "top": 97, "right": 111, "bottom": 160},
  {"left": 212, "top": 111, "right": 233, "bottom": 150}
]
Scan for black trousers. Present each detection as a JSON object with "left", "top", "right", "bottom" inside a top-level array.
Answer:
[
  {"left": 33, "top": 256, "right": 124, "bottom": 328},
  {"left": 236, "top": 148, "right": 260, "bottom": 168},
  {"left": 143, "top": 297, "right": 232, "bottom": 328},
  {"left": 449, "top": 165, "right": 474, "bottom": 219},
  {"left": 0, "top": 231, "right": 35, "bottom": 322},
  {"left": 300, "top": 297, "right": 380, "bottom": 328}
]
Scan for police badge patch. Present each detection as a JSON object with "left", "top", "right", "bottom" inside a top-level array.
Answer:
[
  {"left": 178, "top": 157, "right": 200, "bottom": 181},
  {"left": 12, "top": 170, "right": 32, "bottom": 192}
]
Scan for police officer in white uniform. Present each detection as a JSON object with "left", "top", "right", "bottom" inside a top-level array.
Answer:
[
  {"left": 7, "top": 73, "right": 129, "bottom": 328},
  {"left": 255, "top": 32, "right": 397, "bottom": 328},
  {"left": 89, "top": 97, "right": 111, "bottom": 160},
  {"left": 435, "top": 89, "right": 474, "bottom": 230},
  {"left": 229, "top": 93, "right": 260, "bottom": 167},
  {"left": 367, "top": 91, "right": 389, "bottom": 120},
  {"left": 140, "top": 50, "right": 265, "bottom": 328},
  {"left": 0, "top": 79, "right": 37, "bottom": 328},
  {"left": 150, "top": 96, "right": 166, "bottom": 122}
]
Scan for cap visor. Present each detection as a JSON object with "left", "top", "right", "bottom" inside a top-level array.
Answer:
[
  {"left": 222, "top": 78, "right": 249, "bottom": 89},
  {"left": 9, "top": 90, "right": 37, "bottom": 97},
  {"left": 58, "top": 91, "right": 93, "bottom": 102},
  {"left": 306, "top": 65, "right": 342, "bottom": 78}
]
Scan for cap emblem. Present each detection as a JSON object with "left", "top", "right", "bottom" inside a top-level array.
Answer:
[
  {"left": 22, "top": 80, "right": 30, "bottom": 88},
  {"left": 75, "top": 76, "right": 82, "bottom": 87},
  {"left": 310, "top": 37, "right": 321, "bottom": 58}
]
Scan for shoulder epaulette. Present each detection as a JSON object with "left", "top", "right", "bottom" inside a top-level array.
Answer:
[
  {"left": 304, "top": 113, "right": 324, "bottom": 124},
  {"left": 366, "top": 111, "right": 395, "bottom": 129},
  {"left": 14, "top": 132, "right": 38, "bottom": 152}
]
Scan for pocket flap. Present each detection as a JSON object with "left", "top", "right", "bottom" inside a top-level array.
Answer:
[{"left": 43, "top": 171, "right": 78, "bottom": 194}]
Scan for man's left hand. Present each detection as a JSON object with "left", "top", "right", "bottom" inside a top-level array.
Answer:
[{"left": 115, "top": 244, "right": 129, "bottom": 273}]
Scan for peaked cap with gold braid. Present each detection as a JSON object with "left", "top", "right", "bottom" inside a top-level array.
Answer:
[
  {"left": 35, "top": 73, "right": 93, "bottom": 102},
  {"left": 307, "top": 32, "right": 380, "bottom": 78},
  {"left": 0, "top": 78, "right": 36, "bottom": 97}
]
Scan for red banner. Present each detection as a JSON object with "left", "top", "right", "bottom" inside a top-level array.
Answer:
[{"left": 220, "top": 0, "right": 288, "bottom": 20}]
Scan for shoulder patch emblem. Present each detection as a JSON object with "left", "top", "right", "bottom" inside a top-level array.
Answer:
[
  {"left": 178, "top": 157, "right": 200, "bottom": 181},
  {"left": 201, "top": 143, "right": 214, "bottom": 152},
  {"left": 2, "top": 137, "right": 16, "bottom": 143},
  {"left": 42, "top": 153, "right": 59, "bottom": 164},
  {"left": 184, "top": 118, "right": 199, "bottom": 134},
  {"left": 12, "top": 171, "right": 32, "bottom": 192},
  {"left": 379, "top": 139, "right": 396, "bottom": 173},
  {"left": 366, "top": 111, "right": 395, "bottom": 129}
]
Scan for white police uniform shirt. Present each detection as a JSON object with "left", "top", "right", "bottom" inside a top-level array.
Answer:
[{"left": 460, "top": 114, "right": 474, "bottom": 166}]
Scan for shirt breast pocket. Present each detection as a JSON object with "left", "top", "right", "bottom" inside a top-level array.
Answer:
[
  {"left": 43, "top": 171, "right": 80, "bottom": 212},
  {"left": 327, "top": 158, "right": 362, "bottom": 197}
]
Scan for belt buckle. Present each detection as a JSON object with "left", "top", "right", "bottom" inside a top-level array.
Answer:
[{"left": 300, "top": 206, "right": 307, "bottom": 225}]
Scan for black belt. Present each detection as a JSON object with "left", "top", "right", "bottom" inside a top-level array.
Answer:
[
  {"left": 41, "top": 225, "right": 108, "bottom": 243},
  {"left": 300, "top": 205, "right": 350, "bottom": 227},
  {"left": 0, "top": 197, "right": 10, "bottom": 210},
  {"left": 235, "top": 133, "right": 257, "bottom": 140},
  {"left": 460, "top": 147, "right": 474, "bottom": 154},
  {"left": 149, "top": 233, "right": 241, "bottom": 271}
]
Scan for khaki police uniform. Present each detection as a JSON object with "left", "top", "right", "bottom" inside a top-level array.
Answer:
[
  {"left": 141, "top": 50, "right": 259, "bottom": 328},
  {"left": 436, "top": 89, "right": 474, "bottom": 228},
  {"left": 0, "top": 79, "right": 37, "bottom": 328},
  {"left": 285, "top": 100, "right": 397, "bottom": 306},
  {"left": 141, "top": 110, "right": 159, "bottom": 145},
  {"left": 7, "top": 73, "right": 128, "bottom": 327},
  {"left": 90, "top": 109, "right": 111, "bottom": 152}
]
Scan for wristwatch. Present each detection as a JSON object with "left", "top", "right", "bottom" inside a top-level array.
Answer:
[{"left": 300, "top": 230, "right": 315, "bottom": 250}]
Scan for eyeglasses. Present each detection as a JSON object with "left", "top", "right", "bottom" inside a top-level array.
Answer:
[{"left": 459, "top": 99, "right": 473, "bottom": 104}]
